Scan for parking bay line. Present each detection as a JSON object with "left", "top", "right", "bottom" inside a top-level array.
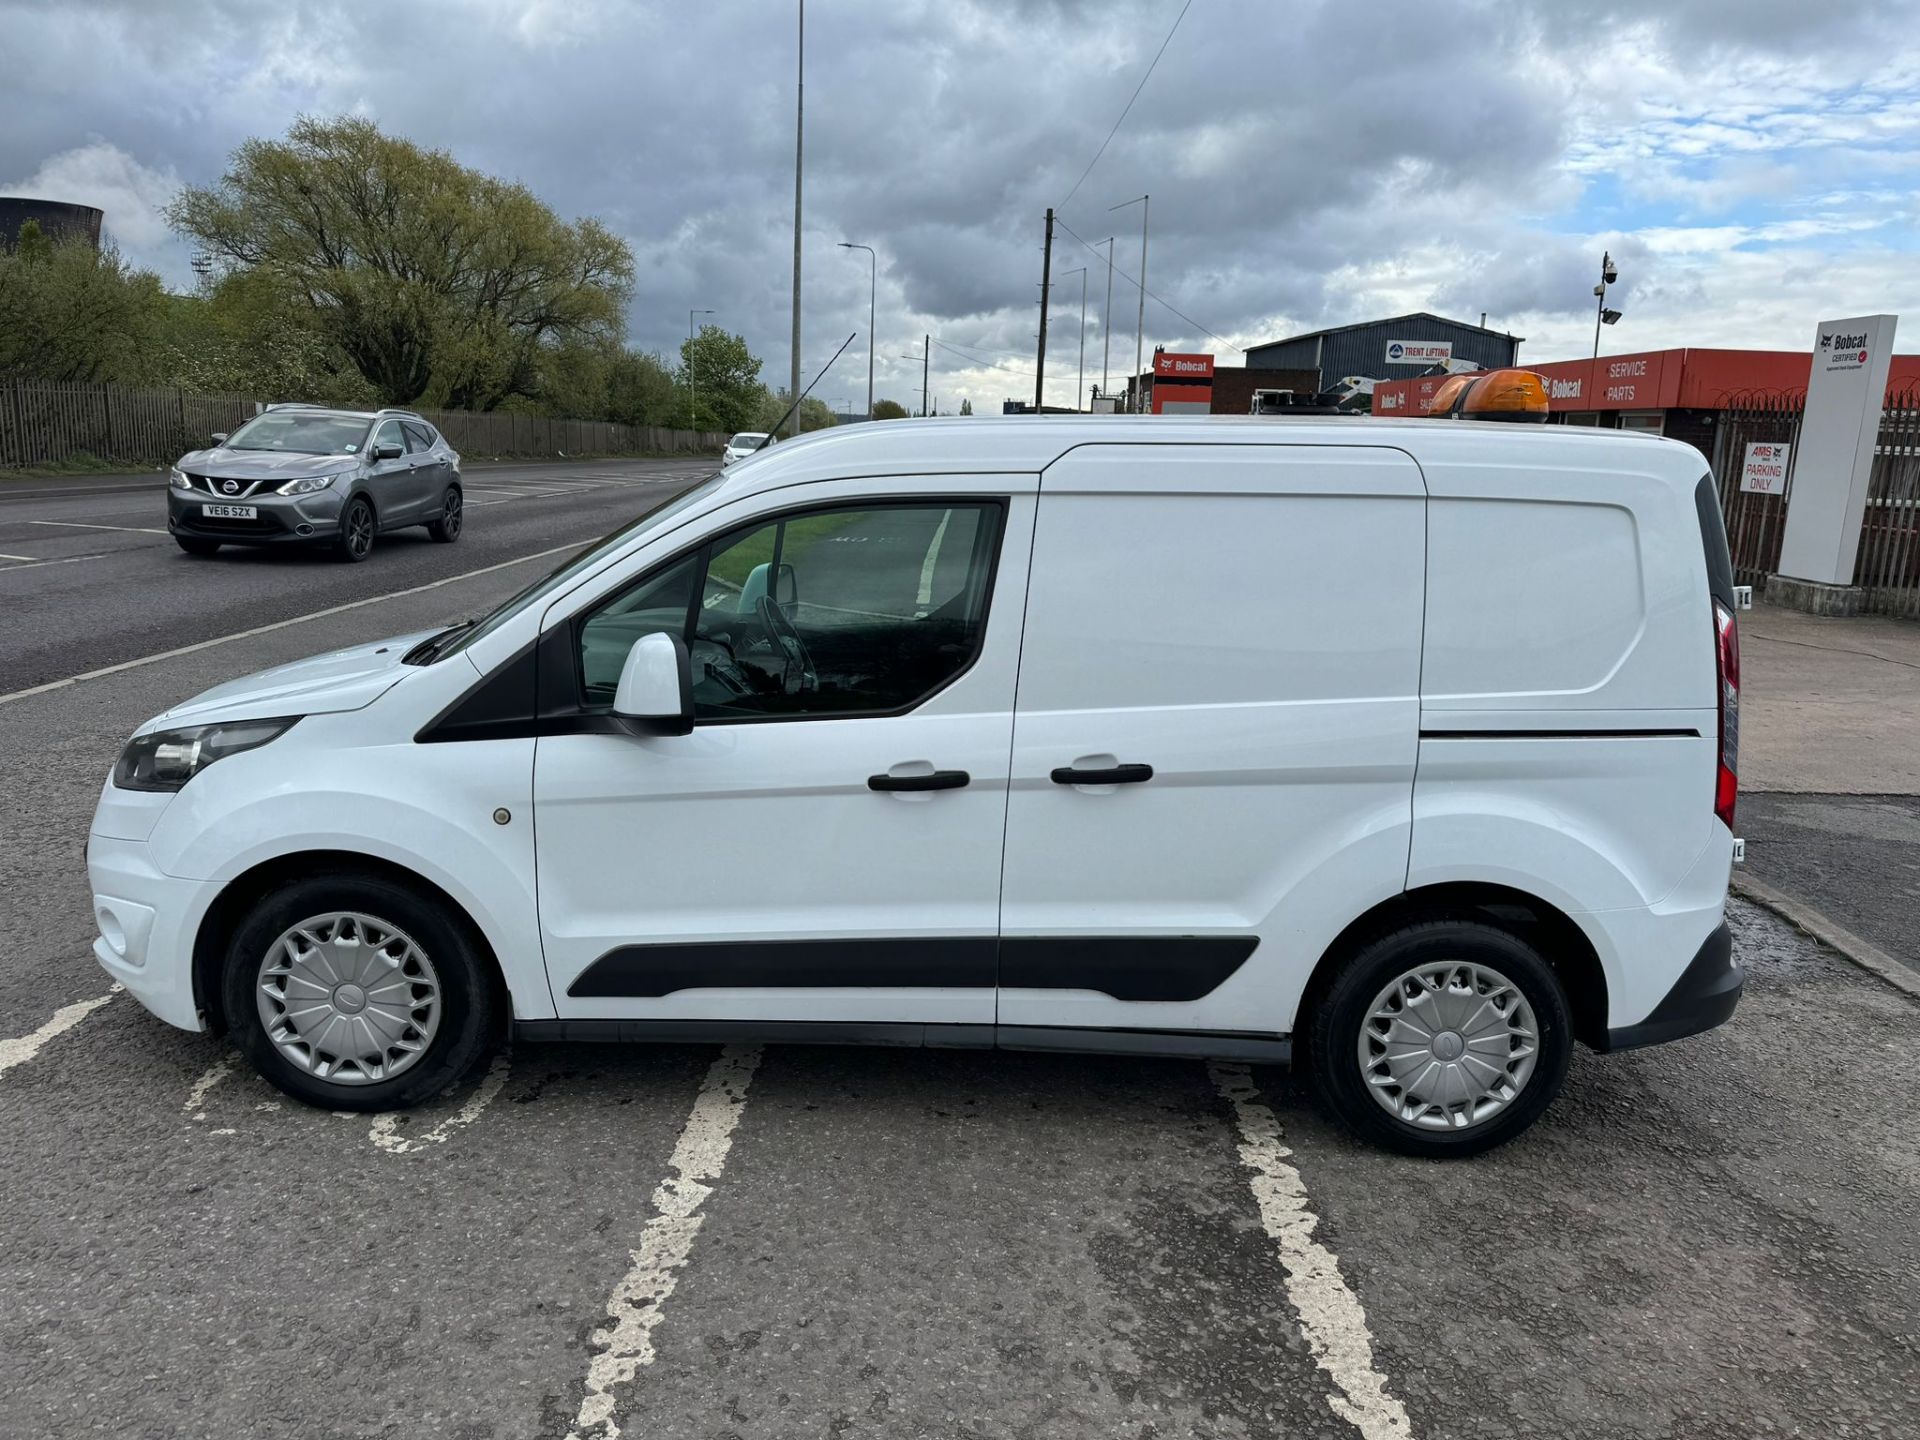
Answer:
[
  {"left": 565, "top": 1044, "right": 761, "bottom": 1440},
  {"left": 1208, "top": 1061, "right": 1414, "bottom": 1440},
  {"left": 0, "top": 540, "right": 583, "bottom": 709},
  {"left": 0, "top": 987, "right": 119, "bottom": 1079},
  {"left": 26, "top": 519, "right": 170, "bottom": 536},
  {"left": 368, "top": 1050, "right": 512, "bottom": 1153}
]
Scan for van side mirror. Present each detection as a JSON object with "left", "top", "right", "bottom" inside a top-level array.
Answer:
[
  {"left": 613, "top": 631, "right": 693, "bottom": 735},
  {"left": 737, "top": 561, "right": 799, "bottom": 614},
  {"left": 211, "top": 432, "right": 228, "bottom": 445}
]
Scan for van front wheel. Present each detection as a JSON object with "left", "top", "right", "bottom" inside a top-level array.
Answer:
[
  {"left": 1307, "top": 921, "right": 1571, "bottom": 1158},
  {"left": 221, "top": 873, "right": 499, "bottom": 1111}
]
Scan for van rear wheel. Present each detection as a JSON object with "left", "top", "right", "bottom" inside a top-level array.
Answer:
[
  {"left": 221, "top": 872, "right": 499, "bottom": 1111},
  {"left": 1307, "top": 921, "right": 1571, "bottom": 1158}
]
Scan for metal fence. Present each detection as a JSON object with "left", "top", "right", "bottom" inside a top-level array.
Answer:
[
  {"left": 1855, "top": 388, "right": 1920, "bottom": 620},
  {"left": 0, "top": 379, "right": 725, "bottom": 470},
  {"left": 1708, "top": 390, "right": 1804, "bottom": 587}
]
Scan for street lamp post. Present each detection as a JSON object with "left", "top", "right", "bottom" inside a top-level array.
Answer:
[
  {"left": 838, "top": 242, "right": 876, "bottom": 419},
  {"left": 1111, "top": 195, "right": 1149, "bottom": 411},
  {"left": 1592, "top": 250, "right": 1622, "bottom": 360},
  {"left": 1099, "top": 236, "right": 1115, "bottom": 404},
  {"left": 688, "top": 308, "right": 714, "bottom": 431},
  {"left": 788, "top": 0, "right": 804, "bottom": 438},
  {"left": 1059, "top": 267, "right": 1087, "bottom": 412}
]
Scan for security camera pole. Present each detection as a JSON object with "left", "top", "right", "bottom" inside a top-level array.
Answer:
[{"left": 1592, "top": 250, "right": 1622, "bottom": 360}]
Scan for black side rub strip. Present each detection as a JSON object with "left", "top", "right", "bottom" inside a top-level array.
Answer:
[
  {"left": 1420, "top": 728, "right": 1700, "bottom": 740},
  {"left": 569, "top": 937, "right": 997, "bottom": 997},
  {"left": 998, "top": 936, "right": 1257, "bottom": 1001},
  {"left": 568, "top": 934, "right": 1259, "bottom": 1002}
]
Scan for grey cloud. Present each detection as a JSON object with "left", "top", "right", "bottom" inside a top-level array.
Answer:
[{"left": 1, "top": 0, "right": 1916, "bottom": 406}]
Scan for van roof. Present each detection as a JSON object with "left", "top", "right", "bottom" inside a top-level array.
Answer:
[{"left": 718, "top": 415, "right": 1708, "bottom": 497}]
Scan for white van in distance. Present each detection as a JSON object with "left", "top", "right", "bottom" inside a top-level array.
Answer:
[{"left": 87, "top": 386, "right": 1744, "bottom": 1156}]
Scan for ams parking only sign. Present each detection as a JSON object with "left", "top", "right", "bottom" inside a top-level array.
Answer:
[{"left": 1740, "top": 442, "right": 1791, "bottom": 495}]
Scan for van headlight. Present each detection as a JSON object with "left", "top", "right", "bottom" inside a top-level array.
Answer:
[
  {"left": 277, "top": 472, "right": 344, "bottom": 496},
  {"left": 112, "top": 717, "right": 299, "bottom": 792}
]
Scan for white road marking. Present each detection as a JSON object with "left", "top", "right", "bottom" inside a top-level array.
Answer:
[
  {"left": 26, "top": 519, "right": 170, "bottom": 536},
  {"left": 0, "top": 552, "right": 108, "bottom": 574},
  {"left": 0, "top": 551, "right": 31, "bottom": 560},
  {"left": 183, "top": 1052, "right": 239, "bottom": 1119},
  {"left": 0, "top": 541, "right": 582, "bottom": 708},
  {"left": 1208, "top": 1061, "right": 1414, "bottom": 1440},
  {"left": 368, "top": 1050, "right": 513, "bottom": 1153},
  {"left": 566, "top": 1045, "right": 762, "bottom": 1440},
  {"left": 0, "top": 987, "right": 119, "bottom": 1079}
]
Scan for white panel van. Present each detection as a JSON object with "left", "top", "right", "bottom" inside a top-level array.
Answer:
[{"left": 88, "top": 412, "right": 1744, "bottom": 1156}]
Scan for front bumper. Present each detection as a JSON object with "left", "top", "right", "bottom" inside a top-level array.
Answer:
[
  {"left": 1603, "top": 922, "right": 1742, "bottom": 1051},
  {"left": 87, "top": 833, "right": 215, "bottom": 1032},
  {"left": 168, "top": 489, "right": 345, "bottom": 546}
]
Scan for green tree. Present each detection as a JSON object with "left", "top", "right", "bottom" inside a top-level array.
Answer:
[
  {"left": 871, "top": 398, "right": 909, "bottom": 420},
  {"left": 169, "top": 116, "right": 634, "bottom": 409},
  {"left": 959, "top": 398, "right": 973, "bottom": 415},
  {"left": 154, "top": 270, "right": 377, "bottom": 403},
  {"left": 679, "top": 324, "right": 765, "bottom": 432},
  {"left": 754, "top": 390, "right": 838, "bottom": 434},
  {"left": 605, "top": 348, "right": 677, "bottom": 427},
  {"left": 0, "top": 229, "right": 167, "bottom": 383}
]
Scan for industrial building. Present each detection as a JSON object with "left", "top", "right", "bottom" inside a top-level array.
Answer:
[
  {"left": 1244, "top": 312, "right": 1523, "bottom": 392},
  {"left": 0, "top": 197, "right": 103, "bottom": 249},
  {"left": 1369, "top": 346, "right": 1920, "bottom": 457}
]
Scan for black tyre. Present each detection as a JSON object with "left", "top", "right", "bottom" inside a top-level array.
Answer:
[
  {"left": 1307, "top": 920, "right": 1571, "bottom": 1158},
  {"left": 336, "top": 496, "right": 375, "bottom": 562},
  {"left": 427, "top": 484, "right": 463, "bottom": 543},
  {"left": 175, "top": 536, "right": 221, "bottom": 557},
  {"left": 221, "top": 871, "right": 500, "bottom": 1112}
]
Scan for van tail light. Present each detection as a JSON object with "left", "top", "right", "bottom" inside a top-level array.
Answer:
[{"left": 1713, "top": 599, "right": 1740, "bottom": 829}]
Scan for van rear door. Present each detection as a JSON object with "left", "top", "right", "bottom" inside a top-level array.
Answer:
[{"left": 996, "top": 443, "right": 1427, "bottom": 1042}]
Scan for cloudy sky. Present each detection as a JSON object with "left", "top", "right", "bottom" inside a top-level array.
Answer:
[{"left": 4, "top": 0, "right": 1918, "bottom": 412}]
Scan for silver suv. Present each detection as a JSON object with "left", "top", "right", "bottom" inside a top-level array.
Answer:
[{"left": 166, "top": 405, "right": 464, "bottom": 563}]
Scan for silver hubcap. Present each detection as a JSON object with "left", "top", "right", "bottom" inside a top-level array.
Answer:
[
  {"left": 256, "top": 912, "right": 441, "bottom": 1086},
  {"left": 1359, "top": 961, "right": 1540, "bottom": 1131},
  {"left": 347, "top": 505, "right": 371, "bottom": 554}
]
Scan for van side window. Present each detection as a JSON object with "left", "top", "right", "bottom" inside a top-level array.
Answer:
[{"left": 575, "top": 501, "right": 1002, "bottom": 720}]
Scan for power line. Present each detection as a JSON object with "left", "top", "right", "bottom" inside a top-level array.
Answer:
[
  {"left": 1055, "top": 215, "right": 1245, "bottom": 355},
  {"left": 1059, "top": 0, "right": 1194, "bottom": 209},
  {"left": 930, "top": 337, "right": 1038, "bottom": 380}
]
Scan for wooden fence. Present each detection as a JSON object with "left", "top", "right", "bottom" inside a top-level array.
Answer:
[{"left": 0, "top": 380, "right": 725, "bottom": 469}]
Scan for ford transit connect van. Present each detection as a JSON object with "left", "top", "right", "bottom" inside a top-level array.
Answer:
[{"left": 88, "top": 405, "right": 1744, "bottom": 1156}]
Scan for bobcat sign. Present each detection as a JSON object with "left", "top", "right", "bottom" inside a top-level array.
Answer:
[{"left": 1776, "top": 314, "right": 1899, "bottom": 597}]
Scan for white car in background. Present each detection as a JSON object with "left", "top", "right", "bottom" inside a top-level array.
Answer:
[{"left": 721, "top": 432, "right": 769, "bottom": 466}]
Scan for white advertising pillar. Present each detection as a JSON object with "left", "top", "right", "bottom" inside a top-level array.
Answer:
[{"left": 1773, "top": 314, "right": 1898, "bottom": 610}]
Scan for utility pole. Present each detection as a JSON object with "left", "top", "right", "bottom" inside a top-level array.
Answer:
[
  {"left": 1034, "top": 207, "right": 1054, "bottom": 413},
  {"left": 1110, "top": 195, "right": 1149, "bottom": 411},
  {"left": 788, "top": 0, "right": 804, "bottom": 438},
  {"left": 922, "top": 334, "right": 930, "bottom": 417},
  {"left": 1074, "top": 267, "right": 1088, "bottom": 412},
  {"left": 1100, "top": 236, "right": 1115, "bottom": 404}
]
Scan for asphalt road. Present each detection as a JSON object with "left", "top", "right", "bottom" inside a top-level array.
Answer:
[
  {"left": 2, "top": 466, "right": 1918, "bottom": 1439},
  {"left": 0, "top": 458, "right": 715, "bottom": 695},
  {"left": 1740, "top": 793, "right": 1920, "bottom": 974}
]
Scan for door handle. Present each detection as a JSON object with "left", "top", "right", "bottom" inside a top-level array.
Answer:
[
  {"left": 1050, "top": 762, "right": 1153, "bottom": 786},
  {"left": 868, "top": 769, "right": 970, "bottom": 792}
]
